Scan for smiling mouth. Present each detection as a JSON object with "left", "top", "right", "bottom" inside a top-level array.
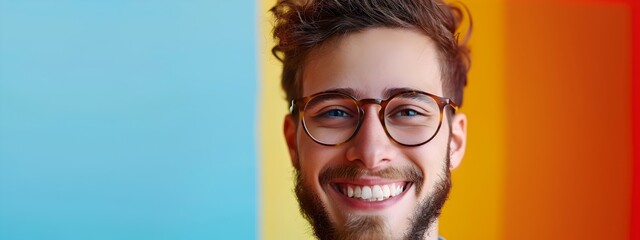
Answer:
[{"left": 332, "top": 182, "right": 412, "bottom": 202}]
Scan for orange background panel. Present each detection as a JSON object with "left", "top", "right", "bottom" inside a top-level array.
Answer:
[{"left": 503, "top": 2, "right": 632, "bottom": 239}]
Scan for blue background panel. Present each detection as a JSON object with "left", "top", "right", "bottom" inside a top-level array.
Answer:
[{"left": 0, "top": 1, "right": 256, "bottom": 239}]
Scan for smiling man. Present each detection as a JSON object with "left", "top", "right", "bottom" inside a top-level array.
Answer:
[{"left": 271, "top": 0, "right": 470, "bottom": 239}]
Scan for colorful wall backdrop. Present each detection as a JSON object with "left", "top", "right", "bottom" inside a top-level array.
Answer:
[
  {"left": 1, "top": 0, "right": 638, "bottom": 239},
  {"left": 0, "top": 1, "right": 257, "bottom": 239},
  {"left": 260, "top": 0, "right": 640, "bottom": 239}
]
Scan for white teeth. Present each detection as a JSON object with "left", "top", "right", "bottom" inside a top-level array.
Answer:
[
  {"left": 361, "top": 186, "right": 372, "bottom": 200},
  {"left": 382, "top": 185, "right": 390, "bottom": 198},
  {"left": 372, "top": 185, "right": 383, "bottom": 200},
  {"left": 397, "top": 185, "right": 404, "bottom": 195},
  {"left": 390, "top": 183, "right": 397, "bottom": 196},
  {"left": 340, "top": 183, "right": 406, "bottom": 201}
]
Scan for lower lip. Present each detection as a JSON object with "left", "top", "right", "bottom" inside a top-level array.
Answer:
[{"left": 327, "top": 184, "right": 410, "bottom": 211}]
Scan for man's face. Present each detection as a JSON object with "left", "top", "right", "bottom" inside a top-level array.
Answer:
[{"left": 284, "top": 27, "right": 467, "bottom": 239}]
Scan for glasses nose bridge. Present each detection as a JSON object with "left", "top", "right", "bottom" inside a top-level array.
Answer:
[
  {"left": 357, "top": 98, "right": 384, "bottom": 110},
  {"left": 356, "top": 98, "right": 386, "bottom": 122}
]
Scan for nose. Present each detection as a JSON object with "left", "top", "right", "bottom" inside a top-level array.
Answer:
[{"left": 345, "top": 104, "right": 397, "bottom": 169}]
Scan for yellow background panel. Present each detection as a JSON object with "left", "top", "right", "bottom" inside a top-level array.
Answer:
[
  {"left": 259, "top": 0, "right": 313, "bottom": 239},
  {"left": 439, "top": 1, "right": 505, "bottom": 239}
]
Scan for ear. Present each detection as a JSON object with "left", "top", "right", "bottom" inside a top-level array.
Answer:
[
  {"left": 448, "top": 113, "right": 467, "bottom": 170},
  {"left": 283, "top": 114, "right": 299, "bottom": 169}
]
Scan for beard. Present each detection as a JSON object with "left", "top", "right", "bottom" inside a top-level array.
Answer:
[{"left": 294, "top": 150, "right": 452, "bottom": 240}]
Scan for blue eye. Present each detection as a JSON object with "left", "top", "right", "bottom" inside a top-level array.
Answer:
[
  {"left": 324, "top": 109, "right": 350, "bottom": 117},
  {"left": 397, "top": 109, "right": 420, "bottom": 116}
]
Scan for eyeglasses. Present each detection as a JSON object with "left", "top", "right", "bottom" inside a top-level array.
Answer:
[{"left": 290, "top": 90, "right": 458, "bottom": 147}]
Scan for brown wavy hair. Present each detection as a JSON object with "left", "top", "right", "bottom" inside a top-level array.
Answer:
[{"left": 271, "top": 0, "right": 471, "bottom": 107}]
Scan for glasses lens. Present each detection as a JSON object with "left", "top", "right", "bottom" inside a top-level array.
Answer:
[
  {"left": 384, "top": 92, "right": 441, "bottom": 145},
  {"left": 302, "top": 93, "right": 359, "bottom": 145}
]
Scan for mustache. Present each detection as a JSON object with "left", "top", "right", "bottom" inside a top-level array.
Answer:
[{"left": 319, "top": 165, "right": 424, "bottom": 193}]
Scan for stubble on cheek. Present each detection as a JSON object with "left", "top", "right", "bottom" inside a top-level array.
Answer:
[
  {"left": 294, "top": 168, "right": 335, "bottom": 239},
  {"left": 294, "top": 165, "right": 452, "bottom": 240},
  {"left": 293, "top": 138, "right": 452, "bottom": 239}
]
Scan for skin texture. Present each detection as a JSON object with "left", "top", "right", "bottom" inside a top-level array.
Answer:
[{"left": 284, "top": 27, "right": 467, "bottom": 239}]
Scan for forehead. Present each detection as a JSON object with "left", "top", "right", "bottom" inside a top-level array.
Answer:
[{"left": 302, "top": 27, "right": 443, "bottom": 98}]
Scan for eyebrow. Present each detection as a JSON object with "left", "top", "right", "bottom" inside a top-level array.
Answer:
[
  {"left": 321, "top": 87, "right": 422, "bottom": 99},
  {"left": 323, "top": 88, "right": 363, "bottom": 98},
  {"left": 382, "top": 87, "right": 421, "bottom": 99}
]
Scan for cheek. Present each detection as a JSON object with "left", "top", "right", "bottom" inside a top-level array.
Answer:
[
  {"left": 296, "top": 130, "right": 344, "bottom": 180},
  {"left": 408, "top": 128, "right": 450, "bottom": 197}
]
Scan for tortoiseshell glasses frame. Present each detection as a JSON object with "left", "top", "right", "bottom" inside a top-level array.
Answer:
[{"left": 289, "top": 90, "right": 458, "bottom": 147}]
